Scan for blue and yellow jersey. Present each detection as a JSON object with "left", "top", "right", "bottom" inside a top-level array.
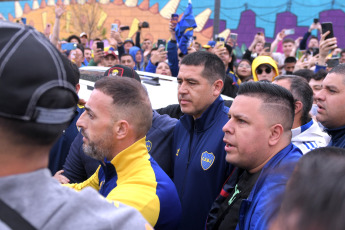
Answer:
[{"left": 66, "top": 137, "right": 181, "bottom": 229}]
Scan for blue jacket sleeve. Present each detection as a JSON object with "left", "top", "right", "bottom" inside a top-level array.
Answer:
[
  {"left": 167, "top": 40, "right": 179, "bottom": 77},
  {"left": 118, "top": 44, "right": 125, "bottom": 57},
  {"left": 62, "top": 133, "right": 89, "bottom": 183},
  {"left": 135, "top": 31, "right": 141, "bottom": 49},
  {"left": 299, "top": 31, "right": 311, "bottom": 50},
  {"left": 145, "top": 60, "right": 157, "bottom": 73},
  {"left": 314, "top": 64, "right": 327, "bottom": 73}
]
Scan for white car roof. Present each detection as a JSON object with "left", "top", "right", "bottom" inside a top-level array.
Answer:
[{"left": 78, "top": 66, "right": 233, "bottom": 110}]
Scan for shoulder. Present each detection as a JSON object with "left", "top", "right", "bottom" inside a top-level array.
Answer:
[{"left": 59, "top": 187, "right": 150, "bottom": 229}]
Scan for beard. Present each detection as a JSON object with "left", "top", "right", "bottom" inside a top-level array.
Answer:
[{"left": 81, "top": 129, "right": 114, "bottom": 161}]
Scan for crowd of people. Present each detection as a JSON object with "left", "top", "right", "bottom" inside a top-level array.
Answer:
[{"left": 1, "top": 4, "right": 345, "bottom": 230}]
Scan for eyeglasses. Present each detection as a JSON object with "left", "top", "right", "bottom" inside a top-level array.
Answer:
[
  {"left": 239, "top": 64, "right": 251, "bottom": 68},
  {"left": 256, "top": 67, "right": 272, "bottom": 75}
]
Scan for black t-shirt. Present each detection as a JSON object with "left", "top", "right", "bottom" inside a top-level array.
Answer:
[{"left": 213, "top": 170, "right": 261, "bottom": 230}]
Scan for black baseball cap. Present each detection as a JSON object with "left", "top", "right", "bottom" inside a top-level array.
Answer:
[
  {"left": 104, "top": 64, "right": 141, "bottom": 82},
  {"left": 0, "top": 21, "right": 78, "bottom": 124}
]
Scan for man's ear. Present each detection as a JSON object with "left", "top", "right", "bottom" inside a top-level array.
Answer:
[
  {"left": 294, "top": 100, "right": 303, "bottom": 115},
  {"left": 268, "top": 124, "right": 284, "bottom": 146},
  {"left": 114, "top": 120, "right": 129, "bottom": 139},
  {"left": 213, "top": 79, "right": 224, "bottom": 96},
  {"left": 75, "top": 83, "right": 80, "bottom": 94}
]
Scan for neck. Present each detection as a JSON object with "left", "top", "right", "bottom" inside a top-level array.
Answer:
[
  {"left": 249, "top": 139, "right": 290, "bottom": 173},
  {"left": 292, "top": 113, "right": 302, "bottom": 129},
  {"left": 109, "top": 136, "right": 139, "bottom": 160},
  {"left": 0, "top": 144, "right": 49, "bottom": 177}
]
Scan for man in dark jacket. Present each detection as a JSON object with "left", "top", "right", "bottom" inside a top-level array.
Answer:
[
  {"left": 207, "top": 82, "right": 302, "bottom": 230},
  {"left": 315, "top": 64, "right": 345, "bottom": 148},
  {"left": 172, "top": 51, "right": 234, "bottom": 230}
]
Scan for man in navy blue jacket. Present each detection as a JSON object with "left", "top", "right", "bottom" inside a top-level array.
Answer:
[
  {"left": 172, "top": 51, "right": 234, "bottom": 230},
  {"left": 206, "top": 82, "right": 302, "bottom": 230},
  {"left": 315, "top": 64, "right": 345, "bottom": 148}
]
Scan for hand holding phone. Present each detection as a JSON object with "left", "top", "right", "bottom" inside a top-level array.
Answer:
[
  {"left": 111, "top": 23, "right": 118, "bottom": 32},
  {"left": 216, "top": 37, "right": 225, "bottom": 48},
  {"left": 284, "top": 28, "right": 295, "bottom": 36},
  {"left": 264, "top": 42, "right": 271, "bottom": 52},
  {"left": 97, "top": 41, "right": 104, "bottom": 51},
  {"left": 321, "top": 22, "right": 334, "bottom": 40},
  {"left": 157, "top": 39, "right": 166, "bottom": 50}
]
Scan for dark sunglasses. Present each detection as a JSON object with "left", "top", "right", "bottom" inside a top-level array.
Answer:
[{"left": 256, "top": 67, "right": 272, "bottom": 75}]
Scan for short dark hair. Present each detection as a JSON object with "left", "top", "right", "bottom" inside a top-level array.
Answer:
[
  {"left": 274, "top": 75, "right": 313, "bottom": 125},
  {"left": 180, "top": 51, "right": 226, "bottom": 83},
  {"left": 69, "top": 61, "right": 80, "bottom": 86},
  {"left": 284, "top": 56, "right": 296, "bottom": 64},
  {"left": 238, "top": 81, "right": 295, "bottom": 131},
  {"left": 84, "top": 47, "right": 91, "bottom": 51},
  {"left": 329, "top": 63, "right": 345, "bottom": 83},
  {"left": 282, "top": 38, "right": 294, "bottom": 44},
  {"left": 120, "top": 53, "right": 134, "bottom": 61},
  {"left": 94, "top": 77, "right": 152, "bottom": 139},
  {"left": 277, "top": 147, "right": 345, "bottom": 230},
  {"left": 76, "top": 44, "right": 84, "bottom": 57},
  {"left": 309, "top": 35, "right": 318, "bottom": 42},
  {"left": 67, "top": 35, "right": 81, "bottom": 44},
  {"left": 293, "top": 69, "right": 314, "bottom": 82},
  {"left": 312, "top": 68, "right": 327, "bottom": 81}
]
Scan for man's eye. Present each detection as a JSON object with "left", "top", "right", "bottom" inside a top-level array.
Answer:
[{"left": 238, "top": 119, "right": 246, "bottom": 124}]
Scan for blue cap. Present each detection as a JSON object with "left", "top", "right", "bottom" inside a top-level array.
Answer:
[{"left": 202, "top": 40, "right": 216, "bottom": 49}]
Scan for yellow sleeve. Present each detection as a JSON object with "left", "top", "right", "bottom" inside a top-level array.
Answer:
[
  {"left": 64, "top": 166, "right": 101, "bottom": 191},
  {"left": 105, "top": 182, "right": 160, "bottom": 227}
]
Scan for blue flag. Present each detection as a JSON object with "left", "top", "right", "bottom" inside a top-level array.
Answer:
[{"left": 175, "top": 2, "right": 197, "bottom": 55}]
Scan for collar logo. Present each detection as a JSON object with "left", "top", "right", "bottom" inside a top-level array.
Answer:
[
  {"left": 201, "top": 151, "right": 215, "bottom": 170},
  {"left": 146, "top": 140, "right": 152, "bottom": 152}
]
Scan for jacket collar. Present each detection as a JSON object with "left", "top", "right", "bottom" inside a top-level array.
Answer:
[
  {"left": 180, "top": 96, "right": 228, "bottom": 132},
  {"left": 326, "top": 124, "right": 345, "bottom": 143}
]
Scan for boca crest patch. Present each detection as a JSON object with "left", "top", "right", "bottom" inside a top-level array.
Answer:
[
  {"left": 201, "top": 151, "right": 215, "bottom": 170},
  {"left": 146, "top": 140, "right": 152, "bottom": 152}
]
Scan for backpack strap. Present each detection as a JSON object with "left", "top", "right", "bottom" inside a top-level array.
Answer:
[{"left": 0, "top": 199, "right": 36, "bottom": 230}]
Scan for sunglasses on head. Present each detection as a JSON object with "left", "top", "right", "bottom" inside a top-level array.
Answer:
[{"left": 256, "top": 67, "right": 272, "bottom": 75}]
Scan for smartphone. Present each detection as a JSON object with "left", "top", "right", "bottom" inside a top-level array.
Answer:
[
  {"left": 326, "top": 57, "right": 339, "bottom": 67},
  {"left": 171, "top": 13, "right": 179, "bottom": 27},
  {"left": 120, "top": 26, "right": 130, "bottom": 31},
  {"left": 111, "top": 23, "right": 118, "bottom": 32},
  {"left": 321, "top": 22, "right": 334, "bottom": 40},
  {"left": 97, "top": 41, "right": 104, "bottom": 51},
  {"left": 284, "top": 28, "right": 295, "bottom": 35},
  {"left": 264, "top": 42, "right": 271, "bottom": 52},
  {"left": 61, "top": 43, "right": 77, "bottom": 51},
  {"left": 230, "top": 33, "right": 238, "bottom": 41},
  {"left": 264, "top": 42, "right": 271, "bottom": 51},
  {"left": 216, "top": 37, "right": 225, "bottom": 47},
  {"left": 157, "top": 39, "right": 166, "bottom": 49},
  {"left": 314, "top": 18, "right": 319, "bottom": 24},
  {"left": 21, "top": 17, "right": 27, "bottom": 25},
  {"left": 229, "top": 33, "right": 238, "bottom": 47}
]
